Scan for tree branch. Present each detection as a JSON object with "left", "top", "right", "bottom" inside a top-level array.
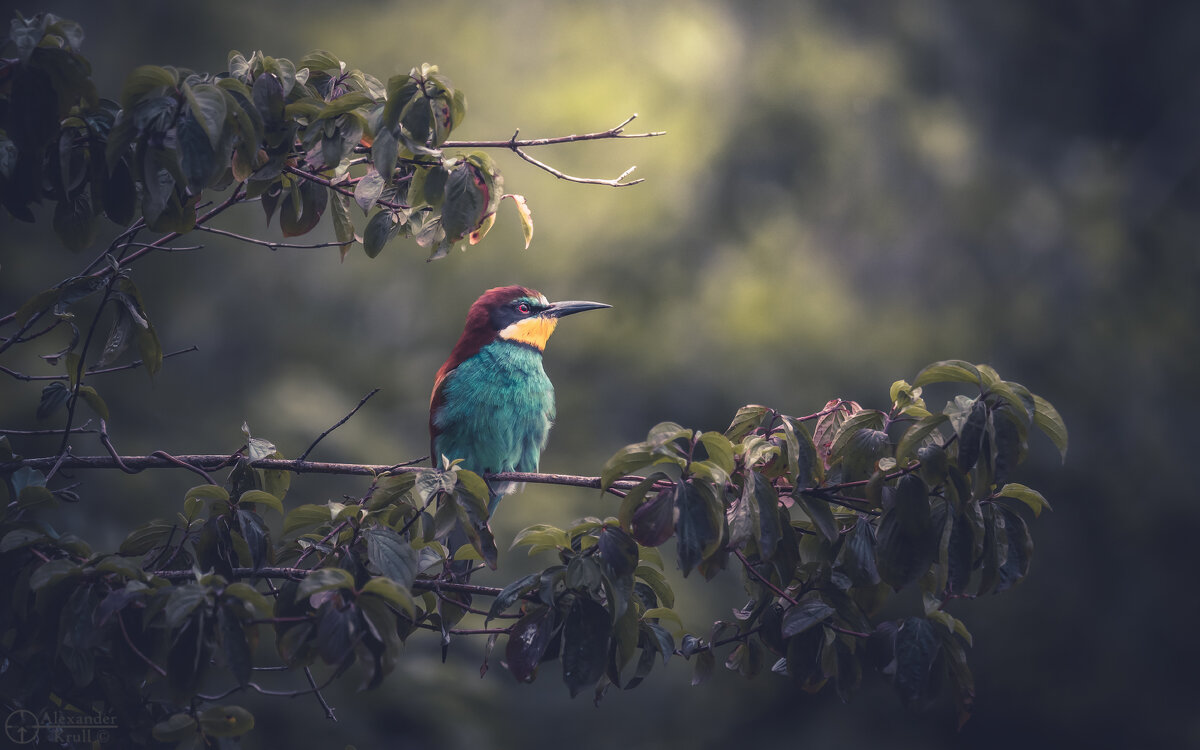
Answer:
[
  {"left": 1, "top": 454, "right": 656, "bottom": 494},
  {"left": 446, "top": 114, "right": 663, "bottom": 187},
  {"left": 299, "top": 388, "right": 381, "bottom": 461}
]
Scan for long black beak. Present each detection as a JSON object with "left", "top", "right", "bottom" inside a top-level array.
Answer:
[{"left": 543, "top": 300, "right": 611, "bottom": 318}]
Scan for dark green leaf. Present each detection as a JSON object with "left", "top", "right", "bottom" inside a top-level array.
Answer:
[
  {"left": 364, "top": 525, "right": 418, "bottom": 588},
  {"left": 198, "top": 705, "right": 255, "bottom": 738},
  {"left": 895, "top": 413, "right": 949, "bottom": 464},
  {"left": 629, "top": 486, "right": 676, "bottom": 548},
  {"left": 876, "top": 474, "right": 936, "bottom": 590},
  {"left": 674, "top": 481, "right": 717, "bottom": 577},
  {"left": 598, "top": 525, "right": 639, "bottom": 578},
  {"left": 218, "top": 604, "right": 252, "bottom": 686},
  {"left": 1032, "top": 394, "right": 1068, "bottom": 461},
  {"left": 839, "top": 516, "right": 880, "bottom": 585},
  {"left": 487, "top": 572, "right": 539, "bottom": 623},
  {"left": 893, "top": 617, "right": 941, "bottom": 707},
  {"left": 795, "top": 491, "right": 838, "bottom": 544},
  {"left": 279, "top": 178, "right": 328, "bottom": 237},
  {"left": 152, "top": 713, "right": 197, "bottom": 742},
  {"left": 994, "top": 505, "right": 1032, "bottom": 593},
  {"left": 913, "top": 360, "right": 982, "bottom": 387},
  {"left": 37, "top": 381, "right": 70, "bottom": 419},
  {"left": 296, "top": 567, "right": 354, "bottom": 599},
  {"left": 363, "top": 209, "right": 399, "bottom": 258},
  {"left": 996, "top": 482, "right": 1052, "bottom": 517},
  {"left": 562, "top": 597, "right": 611, "bottom": 697},
  {"left": 781, "top": 591, "right": 835, "bottom": 637},
  {"left": 956, "top": 399, "right": 988, "bottom": 472},
  {"left": 506, "top": 606, "right": 555, "bottom": 682},
  {"left": 165, "top": 582, "right": 207, "bottom": 628},
  {"left": 53, "top": 191, "right": 97, "bottom": 251}
]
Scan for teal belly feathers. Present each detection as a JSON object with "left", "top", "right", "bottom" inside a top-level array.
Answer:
[{"left": 431, "top": 340, "right": 555, "bottom": 508}]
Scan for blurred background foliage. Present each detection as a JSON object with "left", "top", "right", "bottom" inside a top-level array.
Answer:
[{"left": 3, "top": 1, "right": 1197, "bottom": 748}]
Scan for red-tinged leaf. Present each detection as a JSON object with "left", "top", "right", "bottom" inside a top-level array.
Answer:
[{"left": 506, "top": 606, "right": 555, "bottom": 682}]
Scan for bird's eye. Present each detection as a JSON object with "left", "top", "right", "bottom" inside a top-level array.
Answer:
[{"left": 516, "top": 302, "right": 532, "bottom": 314}]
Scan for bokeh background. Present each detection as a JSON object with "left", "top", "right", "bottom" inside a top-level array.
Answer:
[{"left": 3, "top": 1, "right": 1198, "bottom": 748}]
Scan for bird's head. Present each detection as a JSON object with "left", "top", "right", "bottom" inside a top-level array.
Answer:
[{"left": 467, "top": 285, "right": 610, "bottom": 352}]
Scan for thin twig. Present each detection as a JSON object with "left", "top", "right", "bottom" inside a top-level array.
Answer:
[
  {"left": 303, "top": 665, "right": 337, "bottom": 722},
  {"left": 117, "top": 611, "right": 168, "bottom": 677},
  {"left": 0, "top": 346, "right": 199, "bottom": 382},
  {"left": 195, "top": 225, "right": 351, "bottom": 251},
  {"left": 299, "top": 388, "right": 381, "bottom": 461},
  {"left": 443, "top": 114, "right": 664, "bottom": 148},
  {"left": 734, "top": 548, "right": 798, "bottom": 606}
]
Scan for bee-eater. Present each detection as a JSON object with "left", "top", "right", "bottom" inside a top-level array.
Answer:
[{"left": 430, "top": 285, "right": 610, "bottom": 515}]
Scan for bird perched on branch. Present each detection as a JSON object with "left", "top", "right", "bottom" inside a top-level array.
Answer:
[{"left": 430, "top": 285, "right": 610, "bottom": 515}]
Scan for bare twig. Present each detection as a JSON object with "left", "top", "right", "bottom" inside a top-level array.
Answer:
[
  {"left": 195, "top": 225, "right": 350, "bottom": 251},
  {"left": 299, "top": 388, "right": 381, "bottom": 461},
  {"left": 0, "top": 346, "right": 199, "bottom": 382},
  {"left": 447, "top": 114, "right": 663, "bottom": 187},
  {"left": 443, "top": 114, "right": 664, "bottom": 148}
]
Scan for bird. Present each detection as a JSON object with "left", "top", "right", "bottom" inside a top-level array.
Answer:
[{"left": 429, "top": 285, "right": 610, "bottom": 516}]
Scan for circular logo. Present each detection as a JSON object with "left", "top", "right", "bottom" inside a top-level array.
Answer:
[{"left": 4, "top": 709, "right": 40, "bottom": 745}]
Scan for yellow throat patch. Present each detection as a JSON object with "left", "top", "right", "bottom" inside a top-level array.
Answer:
[{"left": 499, "top": 316, "right": 558, "bottom": 351}]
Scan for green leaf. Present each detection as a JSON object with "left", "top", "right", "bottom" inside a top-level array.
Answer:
[
  {"left": 119, "top": 519, "right": 177, "bottom": 555},
  {"left": 283, "top": 503, "right": 332, "bottom": 538},
  {"left": 994, "top": 506, "right": 1032, "bottom": 593},
  {"left": 725, "top": 404, "right": 769, "bottom": 441},
  {"left": 0, "top": 528, "right": 48, "bottom": 553},
  {"left": 511, "top": 523, "right": 569, "bottom": 553},
  {"left": 152, "top": 713, "right": 198, "bottom": 742},
  {"left": 53, "top": 191, "right": 98, "bottom": 252},
  {"left": 37, "top": 381, "right": 70, "bottom": 419},
  {"left": 364, "top": 526, "right": 418, "bottom": 587},
  {"left": 698, "top": 431, "right": 735, "bottom": 474},
  {"left": 486, "top": 572, "right": 540, "bottom": 623},
  {"left": 296, "top": 567, "right": 354, "bottom": 599},
  {"left": 635, "top": 564, "right": 675, "bottom": 608},
  {"left": 795, "top": 491, "right": 838, "bottom": 544},
  {"left": 186, "top": 484, "right": 230, "bottom": 505},
  {"left": 996, "top": 482, "right": 1052, "bottom": 517},
  {"left": 330, "top": 190, "right": 356, "bottom": 250},
  {"left": 1032, "top": 394, "right": 1068, "bottom": 461},
  {"left": 316, "top": 91, "right": 375, "bottom": 120},
  {"left": 30, "top": 558, "right": 79, "bottom": 591},
  {"left": 913, "top": 360, "right": 982, "bottom": 388},
  {"left": 876, "top": 474, "right": 936, "bottom": 590},
  {"left": 360, "top": 576, "right": 416, "bottom": 617},
  {"left": 562, "top": 597, "right": 611, "bottom": 697},
  {"left": 828, "top": 410, "right": 887, "bottom": 461},
  {"left": 601, "top": 447, "right": 658, "bottom": 492},
  {"left": 165, "top": 582, "right": 207, "bottom": 628},
  {"left": 955, "top": 399, "right": 988, "bottom": 473},
  {"left": 237, "top": 488, "right": 283, "bottom": 515},
  {"left": 198, "top": 705, "right": 255, "bottom": 738},
  {"left": 893, "top": 617, "right": 941, "bottom": 707},
  {"left": 362, "top": 209, "right": 398, "bottom": 258},
  {"left": 218, "top": 603, "right": 252, "bottom": 686},
  {"left": 895, "top": 413, "right": 949, "bottom": 464},
  {"left": 839, "top": 516, "right": 881, "bottom": 586},
  {"left": 642, "top": 607, "right": 685, "bottom": 637},
  {"left": 674, "top": 482, "right": 716, "bottom": 577},
  {"left": 121, "top": 65, "right": 177, "bottom": 109},
  {"left": 781, "top": 591, "right": 835, "bottom": 637},
  {"left": 182, "top": 82, "right": 228, "bottom": 150},
  {"left": 506, "top": 606, "right": 556, "bottom": 682},
  {"left": 279, "top": 179, "right": 328, "bottom": 237},
  {"left": 223, "top": 582, "right": 273, "bottom": 618}
]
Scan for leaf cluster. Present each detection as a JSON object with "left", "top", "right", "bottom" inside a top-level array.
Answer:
[
  {"left": 0, "top": 12, "right": 530, "bottom": 262},
  {"left": 598, "top": 361, "right": 1066, "bottom": 725}
]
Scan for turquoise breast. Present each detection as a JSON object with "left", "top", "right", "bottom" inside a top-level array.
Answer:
[{"left": 432, "top": 340, "right": 556, "bottom": 500}]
